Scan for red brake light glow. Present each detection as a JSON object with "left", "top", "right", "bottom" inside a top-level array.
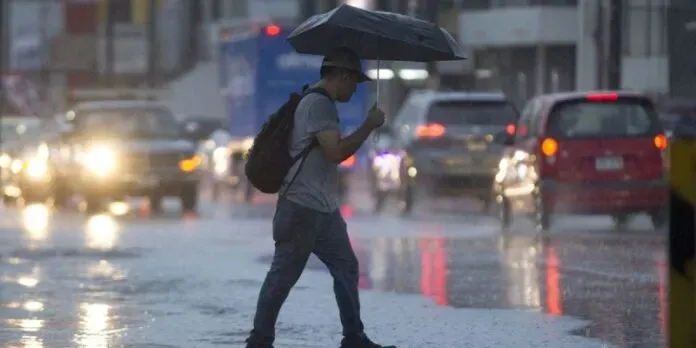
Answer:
[
  {"left": 416, "top": 123, "right": 445, "bottom": 138},
  {"left": 506, "top": 123, "right": 516, "bottom": 135},
  {"left": 265, "top": 24, "right": 281, "bottom": 36},
  {"left": 654, "top": 133, "right": 668, "bottom": 150},
  {"left": 586, "top": 93, "right": 619, "bottom": 102},
  {"left": 541, "top": 138, "right": 559, "bottom": 157},
  {"left": 340, "top": 155, "right": 356, "bottom": 167}
]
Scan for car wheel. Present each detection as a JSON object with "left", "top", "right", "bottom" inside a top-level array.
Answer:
[
  {"left": 149, "top": 194, "right": 163, "bottom": 214},
  {"left": 649, "top": 209, "right": 667, "bottom": 230},
  {"left": 180, "top": 184, "right": 199, "bottom": 213},
  {"left": 499, "top": 195, "right": 512, "bottom": 230},
  {"left": 243, "top": 180, "right": 254, "bottom": 204},
  {"left": 481, "top": 195, "right": 493, "bottom": 215},
  {"left": 84, "top": 195, "right": 105, "bottom": 215},
  {"left": 51, "top": 181, "right": 71, "bottom": 209},
  {"left": 535, "top": 195, "right": 551, "bottom": 232},
  {"left": 611, "top": 214, "right": 630, "bottom": 231},
  {"left": 2, "top": 193, "right": 16, "bottom": 206},
  {"left": 399, "top": 184, "right": 414, "bottom": 216},
  {"left": 373, "top": 190, "right": 387, "bottom": 214}
]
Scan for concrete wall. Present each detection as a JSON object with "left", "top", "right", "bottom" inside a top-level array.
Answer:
[{"left": 459, "top": 7, "right": 578, "bottom": 47}]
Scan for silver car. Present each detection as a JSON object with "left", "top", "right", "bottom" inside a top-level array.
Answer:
[{"left": 386, "top": 91, "right": 519, "bottom": 214}]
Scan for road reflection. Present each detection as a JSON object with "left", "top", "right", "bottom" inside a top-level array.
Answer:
[
  {"left": 74, "top": 303, "right": 116, "bottom": 347},
  {"left": 21, "top": 204, "right": 51, "bottom": 245},
  {"left": 85, "top": 215, "right": 119, "bottom": 250},
  {"left": 350, "top": 232, "right": 665, "bottom": 346}
]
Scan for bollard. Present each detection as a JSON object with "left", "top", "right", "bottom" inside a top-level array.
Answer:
[{"left": 668, "top": 116, "right": 696, "bottom": 348}]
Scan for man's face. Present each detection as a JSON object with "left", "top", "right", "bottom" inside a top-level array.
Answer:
[{"left": 335, "top": 71, "right": 359, "bottom": 103}]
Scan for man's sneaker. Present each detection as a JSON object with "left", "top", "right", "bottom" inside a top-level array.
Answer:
[
  {"left": 340, "top": 334, "right": 396, "bottom": 348},
  {"left": 245, "top": 343, "right": 273, "bottom": 348}
]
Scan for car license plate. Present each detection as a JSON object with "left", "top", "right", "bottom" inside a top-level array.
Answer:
[
  {"left": 141, "top": 176, "right": 159, "bottom": 187},
  {"left": 595, "top": 156, "right": 623, "bottom": 171},
  {"left": 467, "top": 142, "right": 487, "bottom": 151},
  {"left": 444, "top": 158, "right": 470, "bottom": 166}
]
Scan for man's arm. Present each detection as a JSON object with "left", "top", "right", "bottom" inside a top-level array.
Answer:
[{"left": 316, "top": 122, "right": 374, "bottom": 163}]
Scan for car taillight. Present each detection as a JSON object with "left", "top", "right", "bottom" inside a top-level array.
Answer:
[
  {"left": 506, "top": 123, "right": 516, "bottom": 135},
  {"left": 265, "top": 24, "right": 281, "bottom": 36},
  {"left": 541, "top": 138, "right": 558, "bottom": 157},
  {"left": 654, "top": 133, "right": 668, "bottom": 150},
  {"left": 340, "top": 155, "right": 356, "bottom": 168},
  {"left": 586, "top": 93, "right": 619, "bottom": 102},
  {"left": 415, "top": 123, "right": 445, "bottom": 138}
]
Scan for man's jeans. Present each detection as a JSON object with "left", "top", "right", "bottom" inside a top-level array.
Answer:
[{"left": 246, "top": 198, "right": 364, "bottom": 346}]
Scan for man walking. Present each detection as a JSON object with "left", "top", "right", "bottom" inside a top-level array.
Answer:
[{"left": 245, "top": 47, "right": 395, "bottom": 348}]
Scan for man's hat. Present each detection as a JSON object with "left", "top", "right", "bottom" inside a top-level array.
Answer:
[{"left": 321, "top": 47, "right": 371, "bottom": 83}]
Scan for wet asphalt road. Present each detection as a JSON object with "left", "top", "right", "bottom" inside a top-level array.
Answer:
[{"left": 0, "top": 187, "right": 666, "bottom": 347}]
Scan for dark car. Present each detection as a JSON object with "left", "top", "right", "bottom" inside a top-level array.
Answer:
[
  {"left": 657, "top": 98, "right": 696, "bottom": 140},
  {"left": 1, "top": 117, "right": 53, "bottom": 204},
  {"left": 387, "top": 91, "right": 519, "bottom": 214},
  {"left": 50, "top": 101, "right": 201, "bottom": 214},
  {"left": 495, "top": 91, "right": 667, "bottom": 231}
]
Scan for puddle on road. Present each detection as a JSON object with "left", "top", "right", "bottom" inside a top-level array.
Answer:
[
  {"left": 257, "top": 229, "right": 665, "bottom": 348},
  {"left": 8, "top": 247, "right": 144, "bottom": 260}
]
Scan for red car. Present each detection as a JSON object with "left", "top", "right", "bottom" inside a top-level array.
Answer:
[{"left": 494, "top": 91, "right": 668, "bottom": 231}]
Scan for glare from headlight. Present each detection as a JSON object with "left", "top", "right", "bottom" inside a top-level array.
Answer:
[
  {"left": 83, "top": 146, "right": 116, "bottom": 176},
  {"left": 0, "top": 153, "right": 10, "bottom": 168},
  {"left": 26, "top": 159, "right": 48, "bottom": 178}
]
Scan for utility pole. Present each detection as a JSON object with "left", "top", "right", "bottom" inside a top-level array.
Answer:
[
  {"left": 39, "top": 1, "right": 49, "bottom": 118},
  {"left": 105, "top": 0, "right": 115, "bottom": 85},
  {"left": 0, "top": 0, "right": 5, "bottom": 149},
  {"left": 607, "top": 0, "right": 622, "bottom": 90},
  {"left": 147, "top": 0, "right": 157, "bottom": 87}
]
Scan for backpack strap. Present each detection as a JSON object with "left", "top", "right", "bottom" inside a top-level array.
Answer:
[{"left": 279, "top": 87, "right": 329, "bottom": 197}]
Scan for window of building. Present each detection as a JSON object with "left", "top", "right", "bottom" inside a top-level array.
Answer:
[
  {"left": 211, "top": 0, "right": 222, "bottom": 20},
  {"left": 624, "top": 0, "right": 668, "bottom": 57},
  {"left": 492, "top": 0, "right": 577, "bottom": 7},
  {"left": 110, "top": 0, "right": 132, "bottom": 23}
]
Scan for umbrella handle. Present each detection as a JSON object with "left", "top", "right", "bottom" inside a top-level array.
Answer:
[
  {"left": 373, "top": 59, "right": 381, "bottom": 143},
  {"left": 376, "top": 59, "right": 380, "bottom": 101}
]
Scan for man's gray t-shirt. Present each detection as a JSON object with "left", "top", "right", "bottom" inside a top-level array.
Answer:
[{"left": 280, "top": 92, "right": 340, "bottom": 212}]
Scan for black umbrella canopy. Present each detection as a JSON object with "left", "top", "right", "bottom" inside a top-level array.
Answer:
[{"left": 288, "top": 4, "right": 467, "bottom": 62}]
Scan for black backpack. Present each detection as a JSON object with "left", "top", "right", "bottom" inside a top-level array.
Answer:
[{"left": 244, "top": 86, "right": 330, "bottom": 194}]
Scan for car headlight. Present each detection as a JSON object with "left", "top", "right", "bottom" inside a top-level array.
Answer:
[
  {"left": 0, "top": 153, "right": 10, "bottom": 168},
  {"left": 25, "top": 159, "right": 48, "bottom": 178},
  {"left": 82, "top": 146, "right": 117, "bottom": 176}
]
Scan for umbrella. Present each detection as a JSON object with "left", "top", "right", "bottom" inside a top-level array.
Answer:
[
  {"left": 287, "top": 4, "right": 467, "bottom": 99},
  {"left": 287, "top": 4, "right": 466, "bottom": 62}
]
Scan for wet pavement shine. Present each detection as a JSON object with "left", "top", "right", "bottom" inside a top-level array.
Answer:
[{"left": 0, "top": 193, "right": 665, "bottom": 347}]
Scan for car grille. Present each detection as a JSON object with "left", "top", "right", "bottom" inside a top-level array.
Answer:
[
  {"left": 121, "top": 153, "right": 182, "bottom": 172},
  {"left": 436, "top": 175, "right": 493, "bottom": 189}
]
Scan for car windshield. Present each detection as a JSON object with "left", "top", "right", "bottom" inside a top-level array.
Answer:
[
  {"left": 427, "top": 100, "right": 518, "bottom": 126},
  {"left": 76, "top": 108, "right": 179, "bottom": 136},
  {"left": 1, "top": 122, "right": 42, "bottom": 146},
  {"left": 548, "top": 100, "right": 660, "bottom": 138}
]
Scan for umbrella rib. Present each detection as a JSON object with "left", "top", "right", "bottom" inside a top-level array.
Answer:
[{"left": 325, "top": 22, "right": 450, "bottom": 58}]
